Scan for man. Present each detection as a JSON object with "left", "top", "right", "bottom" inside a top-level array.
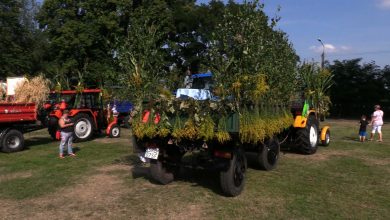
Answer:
[
  {"left": 184, "top": 68, "right": 193, "bottom": 88},
  {"left": 58, "top": 110, "right": 76, "bottom": 158},
  {"left": 369, "top": 105, "right": 384, "bottom": 142}
]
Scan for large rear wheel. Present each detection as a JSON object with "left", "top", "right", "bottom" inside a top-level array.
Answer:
[
  {"left": 295, "top": 115, "right": 319, "bottom": 154},
  {"left": 150, "top": 159, "right": 174, "bottom": 185},
  {"left": 220, "top": 149, "right": 247, "bottom": 197},
  {"left": 47, "top": 117, "right": 58, "bottom": 140},
  {"left": 256, "top": 137, "right": 280, "bottom": 170},
  {"left": 73, "top": 114, "right": 93, "bottom": 141}
]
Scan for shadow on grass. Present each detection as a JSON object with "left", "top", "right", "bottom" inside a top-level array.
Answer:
[
  {"left": 342, "top": 136, "right": 360, "bottom": 142},
  {"left": 113, "top": 153, "right": 224, "bottom": 195},
  {"left": 24, "top": 137, "right": 54, "bottom": 150}
]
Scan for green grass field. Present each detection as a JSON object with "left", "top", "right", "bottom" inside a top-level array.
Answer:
[{"left": 0, "top": 120, "right": 389, "bottom": 219}]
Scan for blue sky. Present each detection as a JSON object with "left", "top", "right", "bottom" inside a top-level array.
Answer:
[{"left": 198, "top": 0, "right": 390, "bottom": 67}]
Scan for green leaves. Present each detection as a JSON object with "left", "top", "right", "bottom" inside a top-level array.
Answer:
[
  {"left": 208, "top": 0, "right": 298, "bottom": 109},
  {"left": 116, "top": 1, "right": 173, "bottom": 106},
  {"left": 298, "top": 62, "right": 334, "bottom": 117}
]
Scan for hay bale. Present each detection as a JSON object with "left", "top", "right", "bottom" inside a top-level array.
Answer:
[
  {"left": 0, "top": 84, "right": 5, "bottom": 102},
  {"left": 14, "top": 75, "right": 51, "bottom": 107}
]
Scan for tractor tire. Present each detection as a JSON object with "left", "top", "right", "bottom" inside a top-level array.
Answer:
[
  {"left": 150, "top": 159, "right": 174, "bottom": 185},
  {"left": 220, "top": 148, "right": 247, "bottom": 197},
  {"left": 123, "top": 115, "right": 131, "bottom": 129},
  {"left": 321, "top": 129, "right": 330, "bottom": 146},
  {"left": 73, "top": 113, "right": 93, "bottom": 142},
  {"left": 1, "top": 129, "right": 24, "bottom": 153},
  {"left": 295, "top": 115, "right": 319, "bottom": 154},
  {"left": 47, "top": 117, "right": 58, "bottom": 140},
  {"left": 48, "top": 126, "right": 57, "bottom": 140},
  {"left": 109, "top": 124, "right": 120, "bottom": 138},
  {"left": 256, "top": 137, "right": 280, "bottom": 171}
]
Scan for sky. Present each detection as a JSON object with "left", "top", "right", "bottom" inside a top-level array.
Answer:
[{"left": 197, "top": 0, "right": 390, "bottom": 67}]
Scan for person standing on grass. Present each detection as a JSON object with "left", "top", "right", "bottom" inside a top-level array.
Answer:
[
  {"left": 359, "top": 115, "right": 369, "bottom": 142},
  {"left": 369, "top": 105, "right": 384, "bottom": 142},
  {"left": 58, "top": 110, "right": 76, "bottom": 158}
]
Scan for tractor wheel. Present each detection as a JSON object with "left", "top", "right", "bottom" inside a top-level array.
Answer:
[
  {"left": 48, "top": 126, "right": 57, "bottom": 140},
  {"left": 150, "top": 159, "right": 174, "bottom": 185},
  {"left": 47, "top": 117, "right": 58, "bottom": 140},
  {"left": 220, "top": 148, "right": 247, "bottom": 197},
  {"left": 1, "top": 129, "right": 24, "bottom": 153},
  {"left": 295, "top": 115, "right": 319, "bottom": 154},
  {"left": 73, "top": 114, "right": 93, "bottom": 141},
  {"left": 109, "top": 124, "right": 120, "bottom": 138},
  {"left": 123, "top": 115, "right": 131, "bottom": 129},
  {"left": 321, "top": 129, "right": 330, "bottom": 146},
  {"left": 256, "top": 137, "right": 280, "bottom": 171}
]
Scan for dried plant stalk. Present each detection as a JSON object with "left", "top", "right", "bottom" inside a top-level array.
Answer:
[{"left": 14, "top": 75, "right": 51, "bottom": 107}]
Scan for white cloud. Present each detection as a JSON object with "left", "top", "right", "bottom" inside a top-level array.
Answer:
[
  {"left": 377, "top": 0, "right": 390, "bottom": 9},
  {"left": 309, "top": 44, "right": 351, "bottom": 54}
]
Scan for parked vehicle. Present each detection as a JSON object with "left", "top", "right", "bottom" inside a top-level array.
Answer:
[
  {"left": 110, "top": 100, "right": 133, "bottom": 128},
  {"left": 45, "top": 89, "right": 120, "bottom": 142},
  {"left": 0, "top": 103, "right": 45, "bottom": 152},
  {"left": 133, "top": 73, "right": 331, "bottom": 196}
]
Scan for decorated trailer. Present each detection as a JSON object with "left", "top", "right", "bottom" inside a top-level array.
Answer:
[
  {"left": 133, "top": 73, "right": 331, "bottom": 196},
  {"left": 0, "top": 103, "right": 45, "bottom": 152}
]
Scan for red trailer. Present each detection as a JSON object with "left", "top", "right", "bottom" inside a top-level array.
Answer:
[{"left": 0, "top": 103, "right": 44, "bottom": 152}]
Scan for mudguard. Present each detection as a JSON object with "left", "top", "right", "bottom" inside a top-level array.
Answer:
[{"left": 320, "top": 126, "right": 330, "bottom": 142}]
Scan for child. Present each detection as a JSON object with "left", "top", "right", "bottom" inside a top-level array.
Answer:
[{"left": 359, "top": 115, "right": 369, "bottom": 142}]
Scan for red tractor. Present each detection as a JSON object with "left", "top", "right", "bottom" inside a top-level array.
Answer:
[{"left": 44, "top": 89, "right": 120, "bottom": 142}]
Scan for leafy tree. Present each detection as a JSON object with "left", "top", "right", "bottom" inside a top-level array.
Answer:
[
  {"left": 207, "top": 0, "right": 298, "bottom": 110},
  {"left": 0, "top": 0, "right": 40, "bottom": 77},
  {"left": 329, "top": 59, "right": 387, "bottom": 117},
  {"left": 37, "top": 0, "right": 133, "bottom": 88},
  {"left": 116, "top": 0, "right": 173, "bottom": 105}
]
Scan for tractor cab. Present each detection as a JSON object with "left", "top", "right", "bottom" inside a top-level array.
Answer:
[{"left": 176, "top": 72, "right": 214, "bottom": 100}]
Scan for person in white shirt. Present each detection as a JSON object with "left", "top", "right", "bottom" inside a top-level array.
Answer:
[{"left": 369, "top": 105, "right": 384, "bottom": 142}]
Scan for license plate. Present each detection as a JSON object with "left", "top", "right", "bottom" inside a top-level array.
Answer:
[{"left": 145, "top": 148, "right": 159, "bottom": 160}]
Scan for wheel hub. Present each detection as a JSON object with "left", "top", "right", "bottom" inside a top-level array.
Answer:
[
  {"left": 309, "top": 126, "right": 318, "bottom": 147},
  {"left": 112, "top": 127, "right": 119, "bottom": 137},
  {"left": 7, "top": 136, "right": 20, "bottom": 149},
  {"left": 75, "top": 119, "right": 92, "bottom": 139}
]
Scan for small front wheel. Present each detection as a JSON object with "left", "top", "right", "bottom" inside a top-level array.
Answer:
[
  {"left": 220, "top": 149, "right": 247, "bottom": 197},
  {"left": 109, "top": 124, "right": 120, "bottom": 138},
  {"left": 321, "top": 128, "right": 330, "bottom": 146}
]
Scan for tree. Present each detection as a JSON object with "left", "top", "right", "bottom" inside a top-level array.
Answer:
[
  {"left": 0, "top": 0, "right": 40, "bottom": 77},
  {"left": 37, "top": 0, "right": 133, "bottom": 87},
  {"left": 329, "top": 59, "right": 387, "bottom": 117},
  {"left": 116, "top": 0, "right": 173, "bottom": 105},
  {"left": 207, "top": 0, "right": 298, "bottom": 110}
]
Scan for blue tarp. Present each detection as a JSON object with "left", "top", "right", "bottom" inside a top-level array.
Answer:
[
  {"left": 110, "top": 101, "right": 133, "bottom": 113},
  {"left": 191, "top": 72, "right": 212, "bottom": 79}
]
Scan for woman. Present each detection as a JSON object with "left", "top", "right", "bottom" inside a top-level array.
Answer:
[
  {"left": 369, "top": 105, "right": 384, "bottom": 142},
  {"left": 58, "top": 110, "right": 76, "bottom": 158}
]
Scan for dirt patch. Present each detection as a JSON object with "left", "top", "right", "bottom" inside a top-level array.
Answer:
[
  {"left": 0, "top": 164, "right": 209, "bottom": 220},
  {"left": 359, "top": 156, "right": 390, "bottom": 166},
  {"left": 0, "top": 171, "right": 33, "bottom": 183},
  {"left": 283, "top": 150, "right": 349, "bottom": 162},
  {"left": 93, "top": 137, "right": 131, "bottom": 144}
]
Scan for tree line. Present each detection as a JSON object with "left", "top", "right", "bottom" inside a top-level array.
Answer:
[{"left": 0, "top": 0, "right": 389, "bottom": 118}]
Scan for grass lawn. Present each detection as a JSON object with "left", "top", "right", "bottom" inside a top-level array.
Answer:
[{"left": 0, "top": 120, "right": 389, "bottom": 219}]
